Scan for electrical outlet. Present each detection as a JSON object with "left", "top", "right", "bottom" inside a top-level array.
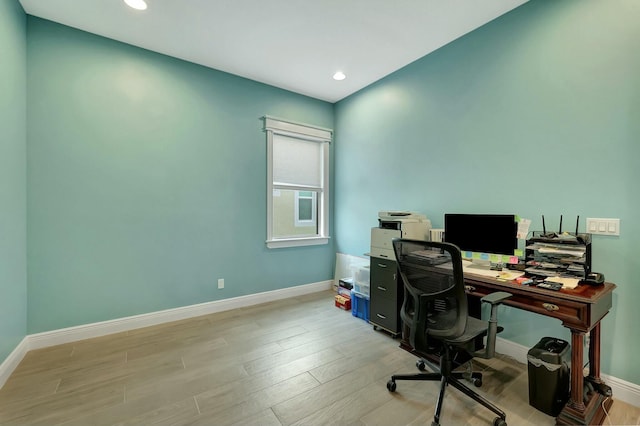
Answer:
[{"left": 218, "top": 278, "right": 224, "bottom": 289}]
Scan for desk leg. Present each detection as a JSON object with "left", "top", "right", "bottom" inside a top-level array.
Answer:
[
  {"left": 568, "top": 330, "right": 586, "bottom": 412},
  {"left": 556, "top": 325, "right": 613, "bottom": 425},
  {"left": 556, "top": 330, "right": 586, "bottom": 425},
  {"left": 587, "top": 323, "right": 614, "bottom": 422},
  {"left": 588, "top": 323, "right": 602, "bottom": 382}
]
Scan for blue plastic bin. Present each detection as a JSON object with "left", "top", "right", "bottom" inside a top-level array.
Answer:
[{"left": 351, "top": 291, "right": 370, "bottom": 321}]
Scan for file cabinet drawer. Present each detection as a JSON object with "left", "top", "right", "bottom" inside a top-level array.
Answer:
[
  {"left": 370, "top": 296, "right": 401, "bottom": 334},
  {"left": 371, "top": 281, "right": 397, "bottom": 301},
  {"left": 370, "top": 259, "right": 397, "bottom": 290}
]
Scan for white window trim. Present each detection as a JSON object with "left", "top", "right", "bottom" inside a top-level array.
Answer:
[{"left": 264, "top": 116, "right": 331, "bottom": 249}]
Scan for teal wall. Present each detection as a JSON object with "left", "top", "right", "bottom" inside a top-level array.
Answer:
[
  {"left": 335, "top": 0, "right": 640, "bottom": 384},
  {"left": 0, "top": 0, "right": 27, "bottom": 362},
  {"left": 26, "top": 17, "right": 334, "bottom": 333}
]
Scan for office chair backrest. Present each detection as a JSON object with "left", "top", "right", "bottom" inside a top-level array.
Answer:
[{"left": 392, "top": 239, "right": 468, "bottom": 351}]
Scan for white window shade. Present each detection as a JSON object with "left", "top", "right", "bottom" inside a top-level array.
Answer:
[{"left": 273, "top": 134, "right": 322, "bottom": 187}]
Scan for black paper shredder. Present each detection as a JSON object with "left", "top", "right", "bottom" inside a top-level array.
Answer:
[{"left": 527, "top": 337, "right": 570, "bottom": 417}]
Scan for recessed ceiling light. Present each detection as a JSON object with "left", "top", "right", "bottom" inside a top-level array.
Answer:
[
  {"left": 333, "top": 71, "right": 346, "bottom": 81},
  {"left": 124, "top": 0, "right": 147, "bottom": 10}
]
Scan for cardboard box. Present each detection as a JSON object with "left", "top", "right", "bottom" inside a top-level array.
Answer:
[
  {"left": 334, "top": 294, "right": 351, "bottom": 310},
  {"left": 337, "top": 286, "right": 351, "bottom": 297},
  {"left": 339, "top": 277, "right": 354, "bottom": 290}
]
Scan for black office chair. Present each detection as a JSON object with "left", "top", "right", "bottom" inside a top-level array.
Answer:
[{"left": 387, "top": 239, "right": 512, "bottom": 426}]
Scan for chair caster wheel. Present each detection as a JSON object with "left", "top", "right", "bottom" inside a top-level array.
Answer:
[
  {"left": 473, "top": 378, "right": 482, "bottom": 387},
  {"left": 416, "top": 359, "right": 426, "bottom": 371},
  {"left": 493, "top": 417, "right": 507, "bottom": 426},
  {"left": 386, "top": 380, "right": 397, "bottom": 392}
]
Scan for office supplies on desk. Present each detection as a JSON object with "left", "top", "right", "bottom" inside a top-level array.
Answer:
[
  {"left": 537, "top": 281, "right": 563, "bottom": 291},
  {"left": 463, "top": 261, "right": 524, "bottom": 280},
  {"left": 409, "top": 249, "right": 450, "bottom": 265},
  {"left": 544, "top": 276, "right": 580, "bottom": 289},
  {"left": 525, "top": 231, "right": 592, "bottom": 280},
  {"left": 495, "top": 270, "right": 525, "bottom": 280},
  {"left": 582, "top": 272, "right": 605, "bottom": 286}
]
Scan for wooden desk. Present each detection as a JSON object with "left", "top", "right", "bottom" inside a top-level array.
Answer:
[{"left": 464, "top": 274, "right": 616, "bottom": 425}]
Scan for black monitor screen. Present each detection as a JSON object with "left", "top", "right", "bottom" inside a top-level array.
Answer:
[{"left": 444, "top": 214, "right": 517, "bottom": 256}]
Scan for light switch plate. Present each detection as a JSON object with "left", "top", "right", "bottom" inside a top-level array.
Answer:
[{"left": 586, "top": 218, "right": 620, "bottom": 236}]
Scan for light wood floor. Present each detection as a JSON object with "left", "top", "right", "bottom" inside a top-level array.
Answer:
[{"left": 1, "top": 290, "right": 638, "bottom": 425}]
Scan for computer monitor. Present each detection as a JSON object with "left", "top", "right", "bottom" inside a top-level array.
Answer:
[{"left": 444, "top": 213, "right": 518, "bottom": 268}]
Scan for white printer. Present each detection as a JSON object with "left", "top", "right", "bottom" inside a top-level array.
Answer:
[{"left": 370, "top": 211, "right": 431, "bottom": 260}]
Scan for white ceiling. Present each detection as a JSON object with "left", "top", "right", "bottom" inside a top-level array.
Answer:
[{"left": 19, "top": 0, "right": 528, "bottom": 103}]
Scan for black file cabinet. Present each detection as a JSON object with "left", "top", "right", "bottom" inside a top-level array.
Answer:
[{"left": 369, "top": 257, "right": 403, "bottom": 336}]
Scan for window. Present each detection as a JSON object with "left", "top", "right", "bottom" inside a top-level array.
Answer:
[
  {"left": 264, "top": 116, "right": 331, "bottom": 248},
  {"left": 295, "top": 191, "right": 316, "bottom": 226}
]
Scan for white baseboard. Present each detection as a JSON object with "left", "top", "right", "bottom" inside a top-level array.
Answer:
[
  {"left": 27, "top": 280, "right": 333, "bottom": 350},
  {"left": 601, "top": 373, "right": 640, "bottom": 409},
  {"left": 496, "top": 336, "right": 530, "bottom": 363},
  {"left": 0, "top": 337, "right": 30, "bottom": 389},
  {"left": 0, "top": 280, "right": 332, "bottom": 389},
  {"left": 496, "top": 337, "right": 640, "bottom": 408},
  {"left": 2, "top": 284, "right": 638, "bottom": 410}
]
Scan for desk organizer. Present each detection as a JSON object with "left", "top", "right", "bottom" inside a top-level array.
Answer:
[{"left": 524, "top": 232, "right": 591, "bottom": 279}]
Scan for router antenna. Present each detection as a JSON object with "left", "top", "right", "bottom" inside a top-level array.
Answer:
[
  {"left": 542, "top": 215, "right": 546, "bottom": 235},
  {"left": 559, "top": 215, "right": 563, "bottom": 233},
  {"left": 575, "top": 215, "right": 579, "bottom": 235}
]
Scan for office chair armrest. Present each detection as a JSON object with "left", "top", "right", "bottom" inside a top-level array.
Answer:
[
  {"left": 475, "top": 291, "right": 512, "bottom": 360},
  {"left": 480, "top": 291, "right": 512, "bottom": 306}
]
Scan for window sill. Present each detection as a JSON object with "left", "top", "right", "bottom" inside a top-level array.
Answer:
[{"left": 266, "top": 236, "right": 330, "bottom": 249}]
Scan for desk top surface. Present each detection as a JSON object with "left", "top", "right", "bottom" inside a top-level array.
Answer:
[{"left": 463, "top": 272, "right": 616, "bottom": 305}]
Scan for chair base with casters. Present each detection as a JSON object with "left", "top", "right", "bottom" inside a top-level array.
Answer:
[
  {"left": 387, "top": 348, "right": 506, "bottom": 426},
  {"left": 387, "top": 292, "right": 511, "bottom": 426}
]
